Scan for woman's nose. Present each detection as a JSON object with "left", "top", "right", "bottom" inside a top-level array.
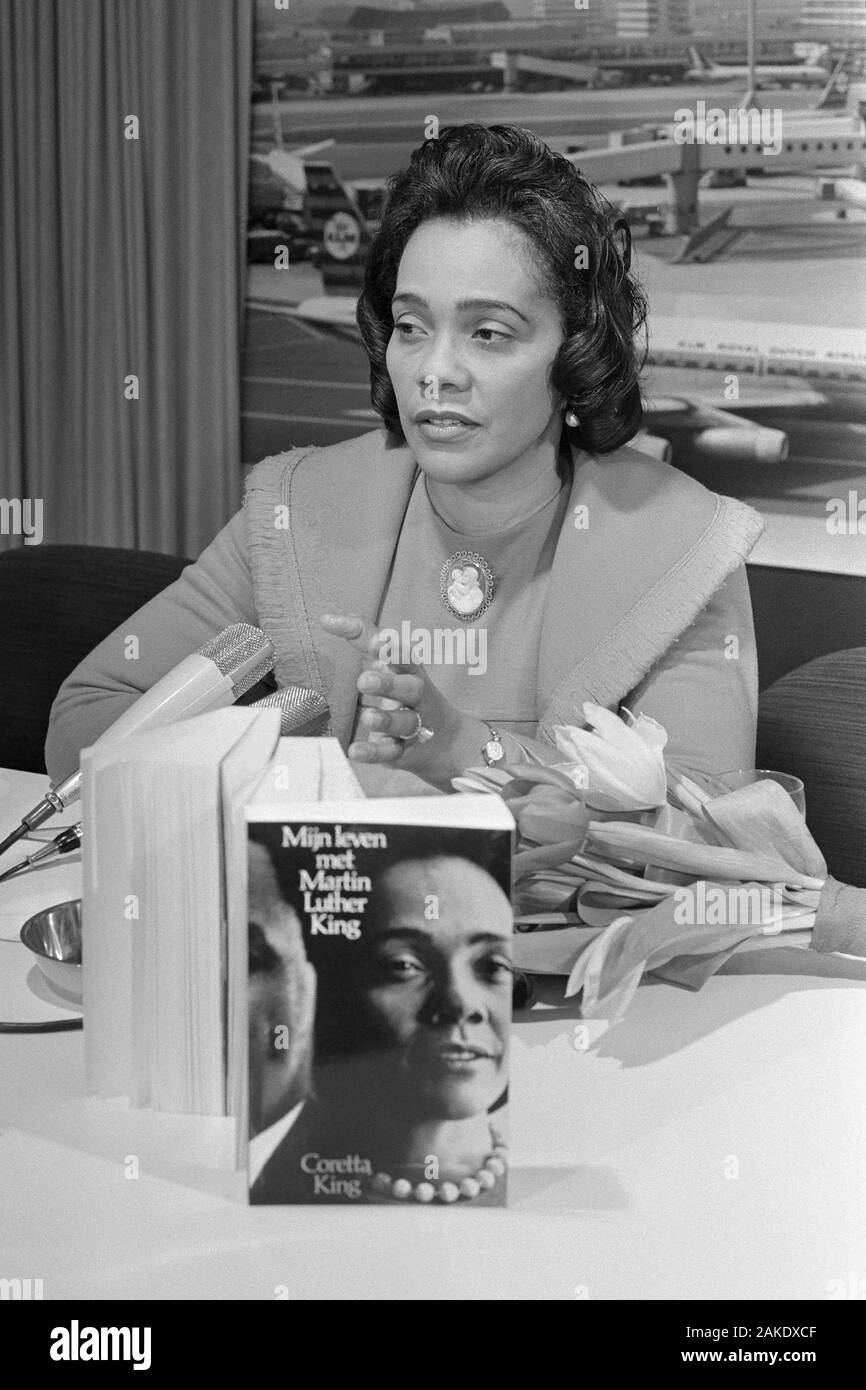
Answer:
[
  {"left": 416, "top": 336, "right": 470, "bottom": 395},
  {"left": 423, "top": 973, "right": 485, "bottom": 1027}
]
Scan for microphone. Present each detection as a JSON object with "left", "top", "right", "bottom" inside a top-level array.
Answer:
[
  {"left": 0, "top": 683, "right": 330, "bottom": 882},
  {"left": 0, "top": 624, "right": 275, "bottom": 857},
  {"left": 251, "top": 684, "right": 330, "bottom": 738}
]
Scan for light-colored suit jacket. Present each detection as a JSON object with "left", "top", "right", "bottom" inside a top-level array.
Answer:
[{"left": 45, "top": 428, "right": 764, "bottom": 784}]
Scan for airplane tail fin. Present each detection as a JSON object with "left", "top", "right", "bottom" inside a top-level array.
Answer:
[
  {"left": 815, "top": 55, "right": 848, "bottom": 109},
  {"left": 688, "top": 46, "right": 709, "bottom": 72}
]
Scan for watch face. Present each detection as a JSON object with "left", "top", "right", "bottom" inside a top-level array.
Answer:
[{"left": 486, "top": 740, "right": 504, "bottom": 762}]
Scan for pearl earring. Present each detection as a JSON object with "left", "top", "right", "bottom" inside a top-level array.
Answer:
[{"left": 564, "top": 405, "right": 579, "bottom": 428}]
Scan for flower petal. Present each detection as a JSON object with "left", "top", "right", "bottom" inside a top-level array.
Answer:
[
  {"left": 628, "top": 711, "right": 669, "bottom": 752},
  {"left": 581, "top": 702, "right": 644, "bottom": 754}
]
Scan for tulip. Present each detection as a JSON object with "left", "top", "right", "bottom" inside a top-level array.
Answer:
[
  {"left": 552, "top": 703, "right": 669, "bottom": 811},
  {"left": 585, "top": 820, "right": 825, "bottom": 889}
]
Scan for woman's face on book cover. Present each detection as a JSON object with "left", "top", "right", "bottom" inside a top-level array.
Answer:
[
  {"left": 356, "top": 855, "right": 512, "bottom": 1121},
  {"left": 385, "top": 216, "right": 565, "bottom": 487}
]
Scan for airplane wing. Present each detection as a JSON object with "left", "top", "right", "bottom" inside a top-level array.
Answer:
[
  {"left": 642, "top": 397, "right": 789, "bottom": 463},
  {"left": 289, "top": 296, "right": 361, "bottom": 333}
]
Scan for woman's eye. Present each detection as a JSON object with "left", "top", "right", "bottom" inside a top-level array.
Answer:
[
  {"left": 392, "top": 322, "right": 510, "bottom": 344},
  {"left": 480, "top": 956, "right": 513, "bottom": 982},
  {"left": 380, "top": 955, "right": 425, "bottom": 979}
]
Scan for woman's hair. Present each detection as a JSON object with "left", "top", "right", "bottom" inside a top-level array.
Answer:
[{"left": 356, "top": 122, "right": 648, "bottom": 455}]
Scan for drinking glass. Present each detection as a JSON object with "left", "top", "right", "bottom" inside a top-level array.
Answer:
[{"left": 716, "top": 768, "right": 806, "bottom": 817}]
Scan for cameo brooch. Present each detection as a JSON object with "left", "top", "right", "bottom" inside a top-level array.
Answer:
[{"left": 440, "top": 551, "right": 496, "bottom": 622}]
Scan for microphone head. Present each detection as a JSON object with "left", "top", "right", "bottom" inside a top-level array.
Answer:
[
  {"left": 196, "top": 624, "right": 275, "bottom": 698},
  {"left": 252, "top": 685, "right": 331, "bottom": 737}
]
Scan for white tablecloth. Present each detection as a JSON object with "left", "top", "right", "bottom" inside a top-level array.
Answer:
[{"left": 1, "top": 767, "right": 864, "bottom": 1300}]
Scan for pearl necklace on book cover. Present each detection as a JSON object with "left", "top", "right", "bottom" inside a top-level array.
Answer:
[{"left": 368, "top": 1125, "right": 507, "bottom": 1203}]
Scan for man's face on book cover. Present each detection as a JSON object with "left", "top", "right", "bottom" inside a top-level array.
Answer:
[
  {"left": 248, "top": 841, "right": 316, "bottom": 1135},
  {"left": 356, "top": 855, "right": 512, "bottom": 1121}
]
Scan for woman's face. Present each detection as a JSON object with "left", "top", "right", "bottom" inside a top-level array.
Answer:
[
  {"left": 352, "top": 855, "right": 512, "bottom": 1122},
  {"left": 385, "top": 216, "right": 566, "bottom": 486}
]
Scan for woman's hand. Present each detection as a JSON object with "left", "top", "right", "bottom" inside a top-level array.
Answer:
[{"left": 319, "top": 613, "right": 490, "bottom": 790}]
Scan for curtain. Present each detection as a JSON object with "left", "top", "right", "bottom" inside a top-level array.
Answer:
[{"left": 0, "top": 0, "right": 253, "bottom": 555}]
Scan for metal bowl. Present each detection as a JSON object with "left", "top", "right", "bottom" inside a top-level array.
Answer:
[{"left": 20, "top": 899, "right": 82, "bottom": 1002}]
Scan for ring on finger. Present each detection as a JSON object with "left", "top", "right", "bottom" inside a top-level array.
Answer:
[{"left": 396, "top": 710, "right": 435, "bottom": 745}]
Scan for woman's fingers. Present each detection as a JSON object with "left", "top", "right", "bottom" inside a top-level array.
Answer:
[
  {"left": 320, "top": 612, "right": 440, "bottom": 768},
  {"left": 360, "top": 707, "right": 421, "bottom": 740},
  {"left": 319, "top": 614, "right": 427, "bottom": 708},
  {"left": 358, "top": 668, "right": 424, "bottom": 706},
  {"left": 348, "top": 737, "right": 403, "bottom": 764},
  {"left": 319, "top": 613, "right": 382, "bottom": 659}
]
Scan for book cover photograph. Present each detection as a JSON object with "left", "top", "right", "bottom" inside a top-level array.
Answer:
[{"left": 247, "top": 805, "right": 513, "bottom": 1206}]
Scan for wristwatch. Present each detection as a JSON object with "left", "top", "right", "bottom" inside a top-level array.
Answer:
[{"left": 481, "top": 722, "right": 505, "bottom": 768}]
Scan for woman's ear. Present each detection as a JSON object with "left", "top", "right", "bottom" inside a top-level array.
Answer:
[{"left": 611, "top": 215, "right": 633, "bottom": 273}]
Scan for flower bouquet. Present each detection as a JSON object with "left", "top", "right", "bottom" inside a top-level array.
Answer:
[{"left": 453, "top": 705, "right": 866, "bottom": 1026}]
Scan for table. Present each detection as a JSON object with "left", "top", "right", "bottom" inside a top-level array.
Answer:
[{"left": 1, "top": 767, "right": 865, "bottom": 1300}]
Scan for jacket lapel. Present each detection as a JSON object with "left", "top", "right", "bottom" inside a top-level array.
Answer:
[
  {"left": 245, "top": 430, "right": 418, "bottom": 746},
  {"left": 537, "top": 440, "right": 764, "bottom": 735}
]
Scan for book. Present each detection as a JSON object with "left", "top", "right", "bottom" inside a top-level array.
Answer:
[
  {"left": 246, "top": 796, "right": 515, "bottom": 1206},
  {"left": 81, "top": 709, "right": 362, "bottom": 1121},
  {"left": 225, "top": 733, "right": 364, "bottom": 1144}
]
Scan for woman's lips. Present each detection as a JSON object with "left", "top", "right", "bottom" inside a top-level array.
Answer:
[
  {"left": 416, "top": 418, "right": 479, "bottom": 441},
  {"left": 434, "top": 1053, "right": 494, "bottom": 1074},
  {"left": 423, "top": 1042, "right": 500, "bottom": 1072},
  {"left": 436, "top": 1044, "right": 495, "bottom": 1060}
]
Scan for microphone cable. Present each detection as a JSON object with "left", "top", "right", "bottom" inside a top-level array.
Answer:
[
  {"left": 0, "top": 940, "right": 82, "bottom": 1033},
  {"left": 0, "top": 824, "right": 82, "bottom": 885}
]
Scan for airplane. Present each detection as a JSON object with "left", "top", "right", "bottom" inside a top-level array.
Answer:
[
  {"left": 251, "top": 140, "right": 338, "bottom": 206},
  {"left": 685, "top": 45, "right": 831, "bottom": 89},
  {"left": 615, "top": 314, "right": 866, "bottom": 466}
]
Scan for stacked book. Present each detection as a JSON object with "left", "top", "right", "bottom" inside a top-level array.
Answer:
[{"left": 81, "top": 708, "right": 515, "bottom": 1205}]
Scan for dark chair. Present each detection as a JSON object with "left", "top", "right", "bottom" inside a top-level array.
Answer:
[
  {"left": 0, "top": 545, "right": 190, "bottom": 774},
  {"left": 757, "top": 647, "right": 866, "bottom": 889},
  {"left": 747, "top": 564, "right": 866, "bottom": 690}
]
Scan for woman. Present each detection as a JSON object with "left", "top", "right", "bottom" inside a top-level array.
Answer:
[
  {"left": 249, "top": 829, "right": 513, "bottom": 1205},
  {"left": 45, "top": 124, "right": 763, "bottom": 794}
]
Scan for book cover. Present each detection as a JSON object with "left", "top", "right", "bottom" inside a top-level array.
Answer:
[{"left": 246, "top": 798, "right": 514, "bottom": 1206}]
